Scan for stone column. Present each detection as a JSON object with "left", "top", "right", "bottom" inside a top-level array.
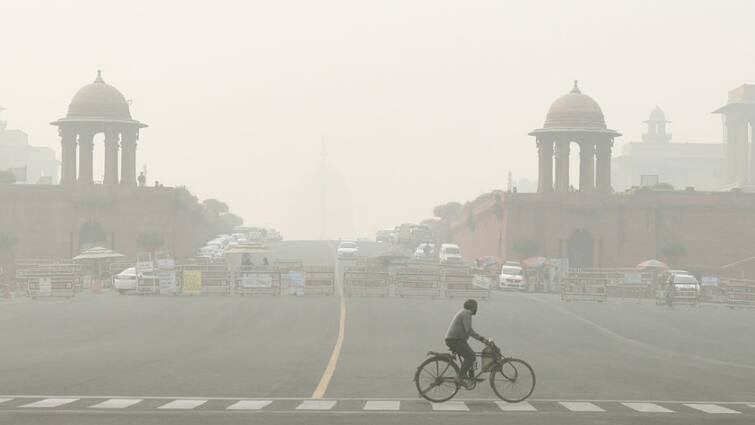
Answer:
[
  {"left": 120, "top": 129, "right": 137, "bottom": 186},
  {"left": 578, "top": 139, "right": 596, "bottom": 192},
  {"left": 104, "top": 130, "right": 120, "bottom": 186},
  {"left": 59, "top": 127, "right": 77, "bottom": 185},
  {"left": 554, "top": 139, "right": 570, "bottom": 192},
  {"left": 595, "top": 139, "right": 613, "bottom": 193},
  {"left": 537, "top": 138, "right": 554, "bottom": 193},
  {"left": 737, "top": 122, "right": 749, "bottom": 186},
  {"left": 78, "top": 131, "right": 95, "bottom": 184},
  {"left": 724, "top": 119, "right": 738, "bottom": 186}
]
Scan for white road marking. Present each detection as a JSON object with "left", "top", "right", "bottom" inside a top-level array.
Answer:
[
  {"left": 622, "top": 402, "right": 674, "bottom": 413},
  {"left": 496, "top": 401, "right": 537, "bottom": 411},
  {"left": 89, "top": 398, "right": 143, "bottom": 409},
  {"left": 157, "top": 399, "right": 207, "bottom": 410},
  {"left": 431, "top": 401, "right": 469, "bottom": 411},
  {"left": 363, "top": 400, "right": 400, "bottom": 410},
  {"left": 226, "top": 400, "right": 273, "bottom": 410},
  {"left": 21, "top": 398, "right": 79, "bottom": 408},
  {"left": 684, "top": 403, "right": 741, "bottom": 414},
  {"left": 0, "top": 398, "right": 12, "bottom": 405},
  {"left": 559, "top": 401, "right": 605, "bottom": 412},
  {"left": 296, "top": 400, "right": 337, "bottom": 410}
]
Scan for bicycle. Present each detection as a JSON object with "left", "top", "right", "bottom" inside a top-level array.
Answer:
[{"left": 413, "top": 340, "right": 535, "bottom": 403}]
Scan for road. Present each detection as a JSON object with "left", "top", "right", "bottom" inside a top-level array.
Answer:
[{"left": 1, "top": 240, "right": 755, "bottom": 424}]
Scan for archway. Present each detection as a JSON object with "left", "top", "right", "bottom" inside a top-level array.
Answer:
[
  {"left": 567, "top": 229, "right": 594, "bottom": 269},
  {"left": 79, "top": 221, "right": 107, "bottom": 250}
]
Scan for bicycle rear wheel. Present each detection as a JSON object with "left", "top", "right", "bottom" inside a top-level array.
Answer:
[
  {"left": 414, "top": 356, "right": 460, "bottom": 402},
  {"left": 489, "top": 358, "right": 536, "bottom": 402}
]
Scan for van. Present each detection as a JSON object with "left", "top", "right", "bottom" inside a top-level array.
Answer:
[{"left": 439, "top": 243, "right": 463, "bottom": 264}]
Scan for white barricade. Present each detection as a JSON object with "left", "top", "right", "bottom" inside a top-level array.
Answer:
[
  {"left": 178, "top": 264, "right": 231, "bottom": 296},
  {"left": 561, "top": 273, "right": 607, "bottom": 303},
  {"left": 443, "top": 269, "right": 491, "bottom": 300},
  {"left": 344, "top": 267, "right": 390, "bottom": 297},
  {"left": 303, "top": 265, "right": 335, "bottom": 296},
  {"left": 232, "top": 267, "right": 281, "bottom": 296},
  {"left": 724, "top": 279, "right": 755, "bottom": 309},
  {"left": 396, "top": 266, "right": 441, "bottom": 298},
  {"left": 17, "top": 264, "right": 80, "bottom": 299}
]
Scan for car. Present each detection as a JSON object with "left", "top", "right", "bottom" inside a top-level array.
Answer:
[
  {"left": 414, "top": 243, "right": 436, "bottom": 260},
  {"left": 499, "top": 265, "right": 526, "bottom": 291},
  {"left": 439, "top": 243, "right": 463, "bottom": 264},
  {"left": 657, "top": 273, "right": 701, "bottom": 304},
  {"left": 112, "top": 267, "right": 158, "bottom": 294},
  {"left": 337, "top": 241, "right": 359, "bottom": 259}
]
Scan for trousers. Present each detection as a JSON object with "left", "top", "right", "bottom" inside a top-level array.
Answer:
[{"left": 445, "top": 338, "right": 475, "bottom": 378}]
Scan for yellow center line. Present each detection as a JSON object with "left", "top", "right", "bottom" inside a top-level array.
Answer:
[{"left": 311, "top": 243, "right": 347, "bottom": 399}]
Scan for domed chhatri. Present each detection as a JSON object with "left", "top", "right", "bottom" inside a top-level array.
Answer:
[
  {"left": 530, "top": 81, "right": 621, "bottom": 195},
  {"left": 646, "top": 105, "right": 668, "bottom": 123},
  {"left": 52, "top": 71, "right": 147, "bottom": 187},
  {"left": 66, "top": 70, "right": 132, "bottom": 120},
  {"left": 543, "top": 81, "right": 607, "bottom": 129}
]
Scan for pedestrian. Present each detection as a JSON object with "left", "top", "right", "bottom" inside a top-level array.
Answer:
[
  {"left": 241, "top": 253, "right": 253, "bottom": 267},
  {"left": 665, "top": 281, "right": 674, "bottom": 309},
  {"left": 138, "top": 172, "right": 146, "bottom": 187},
  {"left": 262, "top": 257, "right": 269, "bottom": 266}
]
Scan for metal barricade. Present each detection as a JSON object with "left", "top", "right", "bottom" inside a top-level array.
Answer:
[
  {"left": 344, "top": 268, "right": 390, "bottom": 297},
  {"left": 618, "top": 284, "right": 649, "bottom": 302},
  {"left": 303, "top": 265, "right": 335, "bottom": 296},
  {"left": 396, "top": 266, "right": 441, "bottom": 298},
  {"left": 442, "top": 268, "right": 491, "bottom": 300},
  {"left": 17, "top": 264, "right": 80, "bottom": 299},
  {"left": 232, "top": 267, "right": 281, "bottom": 296},
  {"left": 179, "top": 263, "right": 231, "bottom": 295},
  {"left": 561, "top": 273, "right": 607, "bottom": 302},
  {"left": 724, "top": 279, "right": 755, "bottom": 309}
]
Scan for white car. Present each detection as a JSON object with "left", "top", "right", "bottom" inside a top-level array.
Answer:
[
  {"left": 414, "top": 243, "right": 436, "bottom": 260},
  {"left": 499, "top": 265, "right": 526, "bottom": 291},
  {"left": 112, "top": 267, "right": 157, "bottom": 294},
  {"left": 439, "top": 243, "right": 463, "bottom": 264},
  {"left": 337, "top": 241, "right": 359, "bottom": 259}
]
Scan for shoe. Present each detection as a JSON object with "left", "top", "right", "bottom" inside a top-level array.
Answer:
[{"left": 454, "top": 377, "right": 474, "bottom": 390}]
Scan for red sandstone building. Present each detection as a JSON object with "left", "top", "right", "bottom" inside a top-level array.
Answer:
[
  {"left": 0, "top": 73, "right": 212, "bottom": 259},
  {"left": 450, "top": 83, "right": 755, "bottom": 272}
]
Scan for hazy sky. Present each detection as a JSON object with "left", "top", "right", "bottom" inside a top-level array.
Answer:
[{"left": 1, "top": 0, "right": 754, "bottom": 239}]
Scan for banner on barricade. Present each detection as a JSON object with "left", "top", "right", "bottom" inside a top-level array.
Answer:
[
  {"left": 242, "top": 273, "right": 274, "bottom": 289},
  {"left": 183, "top": 271, "right": 202, "bottom": 295},
  {"left": 289, "top": 271, "right": 305, "bottom": 296},
  {"left": 472, "top": 275, "right": 492, "bottom": 289},
  {"left": 623, "top": 272, "right": 642, "bottom": 285},
  {"left": 157, "top": 258, "right": 177, "bottom": 294},
  {"left": 701, "top": 276, "right": 719, "bottom": 287},
  {"left": 39, "top": 277, "right": 52, "bottom": 297}
]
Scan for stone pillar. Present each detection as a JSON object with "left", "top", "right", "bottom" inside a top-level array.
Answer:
[
  {"left": 120, "top": 129, "right": 137, "bottom": 186},
  {"left": 554, "top": 139, "right": 570, "bottom": 192},
  {"left": 59, "top": 127, "right": 78, "bottom": 185},
  {"left": 578, "top": 140, "right": 595, "bottom": 192},
  {"left": 737, "top": 122, "right": 749, "bottom": 186},
  {"left": 724, "top": 119, "right": 738, "bottom": 186},
  {"left": 104, "top": 130, "right": 120, "bottom": 186},
  {"left": 595, "top": 139, "right": 612, "bottom": 193},
  {"left": 78, "top": 131, "right": 95, "bottom": 184},
  {"left": 537, "top": 138, "right": 554, "bottom": 193}
]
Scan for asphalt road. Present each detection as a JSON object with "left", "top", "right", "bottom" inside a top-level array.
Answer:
[{"left": 2, "top": 240, "right": 755, "bottom": 425}]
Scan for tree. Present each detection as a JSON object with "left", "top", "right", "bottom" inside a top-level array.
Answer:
[
  {"left": 433, "top": 202, "right": 463, "bottom": 221},
  {"left": 137, "top": 233, "right": 165, "bottom": 254},
  {"left": 661, "top": 241, "right": 687, "bottom": 266},
  {"left": 512, "top": 239, "right": 540, "bottom": 259},
  {"left": 493, "top": 192, "right": 504, "bottom": 220},
  {"left": 466, "top": 209, "right": 477, "bottom": 232}
]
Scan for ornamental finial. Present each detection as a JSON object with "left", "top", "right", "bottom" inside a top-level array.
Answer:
[
  {"left": 95, "top": 70, "right": 104, "bottom": 83},
  {"left": 571, "top": 80, "right": 581, "bottom": 94}
]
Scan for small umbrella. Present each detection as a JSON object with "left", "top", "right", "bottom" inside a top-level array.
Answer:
[
  {"left": 73, "top": 246, "right": 125, "bottom": 260},
  {"left": 637, "top": 259, "right": 669, "bottom": 270},
  {"left": 522, "top": 256, "right": 549, "bottom": 269}
]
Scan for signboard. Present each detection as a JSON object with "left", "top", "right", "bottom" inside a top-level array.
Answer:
[
  {"left": 623, "top": 272, "right": 643, "bottom": 285},
  {"left": 289, "top": 271, "right": 305, "bottom": 296},
  {"left": 701, "top": 276, "right": 719, "bottom": 287},
  {"left": 242, "top": 273, "right": 274, "bottom": 289},
  {"left": 182, "top": 271, "right": 202, "bottom": 295},
  {"left": 472, "top": 275, "right": 492, "bottom": 289},
  {"left": 157, "top": 258, "right": 177, "bottom": 294}
]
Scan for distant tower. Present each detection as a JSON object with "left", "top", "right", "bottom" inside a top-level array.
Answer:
[
  {"left": 642, "top": 106, "right": 672, "bottom": 143},
  {"left": 714, "top": 84, "right": 755, "bottom": 188}
]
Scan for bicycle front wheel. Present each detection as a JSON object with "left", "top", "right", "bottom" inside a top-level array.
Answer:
[
  {"left": 414, "top": 356, "right": 460, "bottom": 403},
  {"left": 490, "top": 358, "right": 536, "bottom": 402}
]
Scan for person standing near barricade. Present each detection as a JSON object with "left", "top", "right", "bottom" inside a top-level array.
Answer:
[{"left": 664, "top": 280, "right": 674, "bottom": 309}]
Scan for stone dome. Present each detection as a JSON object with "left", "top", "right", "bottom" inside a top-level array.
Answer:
[
  {"left": 66, "top": 71, "right": 132, "bottom": 120},
  {"left": 647, "top": 105, "right": 667, "bottom": 122},
  {"left": 543, "top": 81, "right": 606, "bottom": 129}
]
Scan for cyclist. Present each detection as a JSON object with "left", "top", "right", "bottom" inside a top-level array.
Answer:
[{"left": 444, "top": 299, "right": 489, "bottom": 389}]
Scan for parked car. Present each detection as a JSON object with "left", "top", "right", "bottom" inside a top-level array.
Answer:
[
  {"left": 337, "top": 241, "right": 359, "bottom": 259},
  {"left": 439, "top": 243, "right": 463, "bottom": 264},
  {"left": 113, "top": 267, "right": 158, "bottom": 294},
  {"left": 499, "top": 265, "right": 526, "bottom": 291}
]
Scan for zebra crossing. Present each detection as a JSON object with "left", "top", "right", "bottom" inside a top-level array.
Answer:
[{"left": 0, "top": 396, "right": 753, "bottom": 415}]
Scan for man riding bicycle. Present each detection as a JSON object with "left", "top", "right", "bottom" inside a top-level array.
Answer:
[{"left": 444, "top": 299, "right": 489, "bottom": 389}]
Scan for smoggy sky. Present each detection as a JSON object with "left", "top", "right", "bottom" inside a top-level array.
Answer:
[{"left": 1, "top": 0, "right": 754, "bottom": 239}]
